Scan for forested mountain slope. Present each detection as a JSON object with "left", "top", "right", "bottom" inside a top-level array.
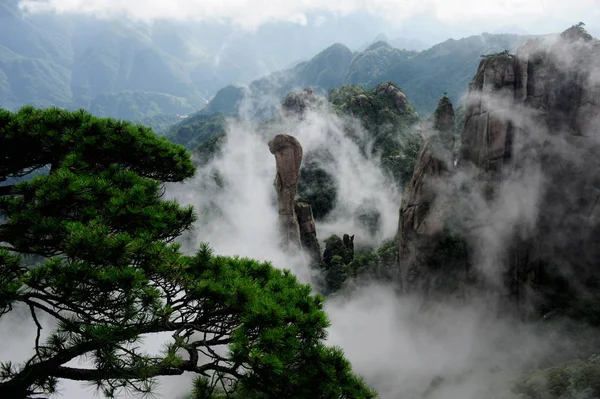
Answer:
[{"left": 203, "top": 32, "right": 540, "bottom": 119}]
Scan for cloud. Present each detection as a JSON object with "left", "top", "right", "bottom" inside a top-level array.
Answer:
[
  {"left": 4, "top": 59, "right": 599, "bottom": 397},
  {"left": 3, "top": 33, "right": 600, "bottom": 399},
  {"left": 168, "top": 101, "right": 403, "bottom": 274},
  {"left": 17, "top": 0, "right": 600, "bottom": 31},
  {"left": 160, "top": 85, "right": 596, "bottom": 398},
  {"left": 313, "top": 15, "right": 327, "bottom": 27}
]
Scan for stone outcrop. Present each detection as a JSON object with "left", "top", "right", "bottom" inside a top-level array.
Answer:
[
  {"left": 433, "top": 96, "right": 456, "bottom": 144},
  {"left": 281, "top": 87, "right": 318, "bottom": 116},
  {"left": 397, "top": 96, "right": 464, "bottom": 295},
  {"left": 295, "top": 201, "right": 321, "bottom": 266},
  {"left": 269, "top": 134, "right": 322, "bottom": 264},
  {"left": 269, "top": 134, "right": 303, "bottom": 250},
  {"left": 458, "top": 51, "right": 517, "bottom": 173},
  {"left": 460, "top": 27, "right": 600, "bottom": 313},
  {"left": 398, "top": 25, "right": 600, "bottom": 317},
  {"left": 376, "top": 82, "right": 409, "bottom": 113}
]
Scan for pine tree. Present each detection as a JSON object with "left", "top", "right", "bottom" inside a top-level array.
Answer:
[{"left": 0, "top": 106, "right": 376, "bottom": 399}]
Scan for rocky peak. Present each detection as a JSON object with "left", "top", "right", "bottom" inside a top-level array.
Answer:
[
  {"left": 375, "top": 82, "right": 409, "bottom": 113},
  {"left": 459, "top": 51, "right": 517, "bottom": 173},
  {"left": 433, "top": 95, "right": 456, "bottom": 150},
  {"left": 268, "top": 134, "right": 321, "bottom": 264},
  {"left": 433, "top": 96, "right": 455, "bottom": 133},
  {"left": 560, "top": 23, "right": 593, "bottom": 42},
  {"left": 397, "top": 96, "right": 460, "bottom": 295},
  {"left": 281, "top": 87, "right": 318, "bottom": 116},
  {"left": 400, "top": 28, "right": 600, "bottom": 317},
  {"left": 268, "top": 134, "right": 303, "bottom": 250}
]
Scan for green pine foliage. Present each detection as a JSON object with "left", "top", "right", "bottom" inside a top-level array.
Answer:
[{"left": 0, "top": 106, "right": 376, "bottom": 399}]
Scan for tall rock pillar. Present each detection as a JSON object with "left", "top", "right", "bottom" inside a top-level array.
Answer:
[
  {"left": 268, "top": 134, "right": 303, "bottom": 250},
  {"left": 397, "top": 95, "right": 466, "bottom": 296}
]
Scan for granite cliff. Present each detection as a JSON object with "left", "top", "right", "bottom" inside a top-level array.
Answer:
[
  {"left": 397, "top": 95, "right": 463, "bottom": 296},
  {"left": 398, "top": 24, "right": 600, "bottom": 320}
]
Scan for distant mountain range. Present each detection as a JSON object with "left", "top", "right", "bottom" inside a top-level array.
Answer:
[
  {"left": 0, "top": 1, "right": 431, "bottom": 120},
  {"left": 1, "top": 0, "right": 551, "bottom": 123},
  {"left": 202, "top": 32, "right": 545, "bottom": 119}
]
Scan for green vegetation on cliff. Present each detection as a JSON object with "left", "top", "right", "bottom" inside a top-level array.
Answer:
[
  {"left": 328, "top": 82, "right": 422, "bottom": 185},
  {"left": 320, "top": 236, "right": 397, "bottom": 294},
  {"left": 165, "top": 113, "right": 227, "bottom": 150},
  {"left": 295, "top": 83, "right": 422, "bottom": 221},
  {"left": 514, "top": 356, "right": 600, "bottom": 399},
  {"left": 203, "top": 33, "right": 536, "bottom": 119}
]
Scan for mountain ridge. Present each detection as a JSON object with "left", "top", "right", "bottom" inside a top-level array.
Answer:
[{"left": 201, "top": 32, "right": 544, "bottom": 120}]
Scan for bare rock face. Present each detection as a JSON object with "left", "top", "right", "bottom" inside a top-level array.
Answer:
[
  {"left": 269, "top": 134, "right": 303, "bottom": 250},
  {"left": 355, "top": 94, "right": 371, "bottom": 108},
  {"left": 281, "top": 87, "right": 317, "bottom": 116},
  {"left": 295, "top": 201, "right": 321, "bottom": 266},
  {"left": 404, "top": 26, "right": 600, "bottom": 317},
  {"left": 376, "top": 82, "right": 409, "bottom": 113},
  {"left": 433, "top": 96, "right": 456, "bottom": 141},
  {"left": 459, "top": 52, "right": 517, "bottom": 173},
  {"left": 269, "top": 134, "right": 322, "bottom": 263},
  {"left": 398, "top": 96, "right": 463, "bottom": 295}
]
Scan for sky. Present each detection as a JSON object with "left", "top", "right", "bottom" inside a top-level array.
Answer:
[{"left": 17, "top": 0, "right": 600, "bottom": 44}]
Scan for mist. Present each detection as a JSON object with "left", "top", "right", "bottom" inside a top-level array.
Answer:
[
  {"left": 7, "top": 76, "right": 594, "bottom": 398},
  {"left": 161, "top": 83, "right": 593, "bottom": 398},
  {"left": 2, "top": 21, "right": 600, "bottom": 399}
]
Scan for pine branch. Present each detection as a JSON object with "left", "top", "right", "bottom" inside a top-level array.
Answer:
[
  {"left": 29, "top": 304, "right": 43, "bottom": 363},
  {"left": 52, "top": 360, "right": 241, "bottom": 382},
  {"left": 0, "top": 340, "right": 102, "bottom": 397},
  {"left": 1, "top": 298, "right": 236, "bottom": 397}
]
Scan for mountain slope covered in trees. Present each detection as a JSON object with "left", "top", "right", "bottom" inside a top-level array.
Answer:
[
  {"left": 203, "top": 32, "right": 540, "bottom": 119},
  {"left": 1, "top": 0, "right": 542, "bottom": 123},
  {"left": 0, "top": 1, "right": 449, "bottom": 122}
]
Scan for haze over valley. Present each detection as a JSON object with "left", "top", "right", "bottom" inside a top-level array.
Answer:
[{"left": 2, "top": 1, "right": 600, "bottom": 399}]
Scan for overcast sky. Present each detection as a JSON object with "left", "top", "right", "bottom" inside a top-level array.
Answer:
[{"left": 18, "top": 0, "right": 600, "bottom": 42}]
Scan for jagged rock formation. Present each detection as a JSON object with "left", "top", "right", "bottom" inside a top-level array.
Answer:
[
  {"left": 460, "top": 26, "right": 600, "bottom": 315},
  {"left": 433, "top": 96, "right": 456, "bottom": 144},
  {"left": 399, "top": 24, "right": 600, "bottom": 318},
  {"left": 268, "top": 134, "right": 304, "bottom": 250},
  {"left": 459, "top": 51, "right": 517, "bottom": 173},
  {"left": 375, "top": 82, "right": 410, "bottom": 114},
  {"left": 397, "top": 96, "right": 464, "bottom": 295},
  {"left": 281, "top": 87, "right": 318, "bottom": 117},
  {"left": 268, "top": 134, "right": 322, "bottom": 263},
  {"left": 295, "top": 201, "right": 321, "bottom": 266}
]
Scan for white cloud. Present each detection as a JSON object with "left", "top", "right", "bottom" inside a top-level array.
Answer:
[
  {"left": 313, "top": 15, "right": 327, "bottom": 27},
  {"left": 18, "top": 0, "right": 599, "bottom": 31}
]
